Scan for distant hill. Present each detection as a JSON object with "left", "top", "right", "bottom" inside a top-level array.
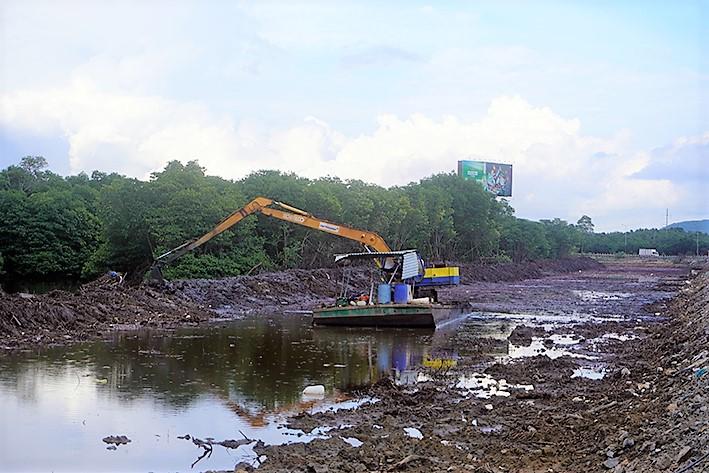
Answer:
[{"left": 666, "top": 219, "right": 709, "bottom": 234}]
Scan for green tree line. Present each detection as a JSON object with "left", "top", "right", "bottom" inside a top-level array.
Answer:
[
  {"left": 582, "top": 228, "right": 709, "bottom": 256},
  {"left": 1, "top": 156, "right": 705, "bottom": 286}
]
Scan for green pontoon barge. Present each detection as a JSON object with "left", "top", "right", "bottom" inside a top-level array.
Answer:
[{"left": 312, "top": 250, "right": 468, "bottom": 328}]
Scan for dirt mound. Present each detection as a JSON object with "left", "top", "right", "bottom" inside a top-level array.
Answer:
[
  {"left": 171, "top": 266, "right": 373, "bottom": 314},
  {"left": 611, "top": 269, "right": 709, "bottom": 472},
  {"left": 172, "top": 257, "right": 604, "bottom": 314},
  {"left": 458, "top": 256, "right": 604, "bottom": 283},
  {"left": 0, "top": 276, "right": 210, "bottom": 350},
  {"left": 507, "top": 324, "right": 547, "bottom": 346}
]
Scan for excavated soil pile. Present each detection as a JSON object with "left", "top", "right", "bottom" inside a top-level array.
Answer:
[
  {"left": 609, "top": 269, "right": 708, "bottom": 472},
  {"left": 172, "top": 257, "right": 604, "bottom": 314},
  {"left": 171, "top": 266, "right": 373, "bottom": 314},
  {"left": 0, "top": 276, "right": 210, "bottom": 350}
]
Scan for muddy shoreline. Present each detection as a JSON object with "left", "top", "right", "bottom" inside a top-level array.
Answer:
[
  {"left": 0, "top": 257, "right": 602, "bottom": 351},
  {"left": 1, "top": 257, "right": 707, "bottom": 472},
  {"left": 246, "top": 260, "right": 708, "bottom": 473}
]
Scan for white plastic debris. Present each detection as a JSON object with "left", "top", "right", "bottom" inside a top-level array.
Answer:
[
  {"left": 342, "top": 437, "right": 363, "bottom": 447},
  {"left": 302, "top": 385, "right": 325, "bottom": 396},
  {"left": 403, "top": 427, "right": 423, "bottom": 439}
]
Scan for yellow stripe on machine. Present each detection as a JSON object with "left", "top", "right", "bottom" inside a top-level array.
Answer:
[{"left": 424, "top": 267, "right": 460, "bottom": 278}]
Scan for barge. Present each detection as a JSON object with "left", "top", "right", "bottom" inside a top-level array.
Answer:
[
  {"left": 313, "top": 250, "right": 468, "bottom": 329},
  {"left": 312, "top": 303, "right": 467, "bottom": 328}
]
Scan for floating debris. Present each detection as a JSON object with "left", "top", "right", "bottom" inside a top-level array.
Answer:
[
  {"left": 302, "top": 385, "right": 325, "bottom": 398},
  {"left": 102, "top": 435, "right": 131, "bottom": 446}
]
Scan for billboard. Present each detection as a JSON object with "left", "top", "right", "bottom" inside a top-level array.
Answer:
[{"left": 457, "top": 160, "right": 512, "bottom": 197}]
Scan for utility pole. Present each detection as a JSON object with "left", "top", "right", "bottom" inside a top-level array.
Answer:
[{"left": 665, "top": 208, "right": 669, "bottom": 227}]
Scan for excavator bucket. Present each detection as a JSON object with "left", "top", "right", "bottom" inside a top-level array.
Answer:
[{"left": 148, "top": 263, "right": 166, "bottom": 285}]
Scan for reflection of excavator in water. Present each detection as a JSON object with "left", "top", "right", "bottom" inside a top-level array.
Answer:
[{"left": 150, "top": 196, "right": 462, "bottom": 323}]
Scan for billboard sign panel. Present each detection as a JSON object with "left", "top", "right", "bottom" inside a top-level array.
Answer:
[{"left": 457, "top": 160, "right": 512, "bottom": 197}]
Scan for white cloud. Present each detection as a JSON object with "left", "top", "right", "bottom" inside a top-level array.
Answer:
[{"left": 1, "top": 79, "right": 704, "bottom": 231}]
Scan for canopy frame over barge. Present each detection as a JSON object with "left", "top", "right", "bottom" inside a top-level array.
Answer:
[{"left": 312, "top": 251, "right": 467, "bottom": 328}]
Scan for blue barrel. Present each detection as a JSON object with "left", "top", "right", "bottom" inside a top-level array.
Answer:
[
  {"left": 393, "top": 283, "right": 409, "bottom": 304},
  {"left": 377, "top": 283, "right": 392, "bottom": 304}
]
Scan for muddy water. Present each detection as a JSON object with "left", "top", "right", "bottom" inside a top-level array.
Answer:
[
  {"left": 0, "top": 314, "right": 468, "bottom": 472},
  {"left": 0, "top": 310, "right": 617, "bottom": 472}
]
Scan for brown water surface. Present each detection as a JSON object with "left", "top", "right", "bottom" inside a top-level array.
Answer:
[{"left": 0, "top": 314, "right": 468, "bottom": 472}]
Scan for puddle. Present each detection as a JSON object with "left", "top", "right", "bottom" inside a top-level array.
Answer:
[
  {"left": 341, "top": 436, "right": 363, "bottom": 447},
  {"left": 0, "top": 315, "right": 443, "bottom": 472},
  {"left": 549, "top": 334, "right": 584, "bottom": 345},
  {"left": 504, "top": 338, "right": 598, "bottom": 361},
  {"left": 572, "top": 290, "right": 632, "bottom": 302},
  {"left": 572, "top": 367, "right": 607, "bottom": 380},
  {"left": 455, "top": 373, "right": 534, "bottom": 398},
  {"left": 599, "top": 333, "right": 638, "bottom": 342}
]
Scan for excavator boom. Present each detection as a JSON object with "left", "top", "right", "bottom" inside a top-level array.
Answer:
[{"left": 150, "top": 196, "right": 391, "bottom": 279}]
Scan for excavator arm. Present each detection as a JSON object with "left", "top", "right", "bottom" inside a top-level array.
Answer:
[{"left": 150, "top": 196, "right": 392, "bottom": 280}]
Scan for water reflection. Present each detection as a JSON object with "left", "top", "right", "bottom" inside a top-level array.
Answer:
[{"left": 0, "top": 314, "right": 456, "bottom": 472}]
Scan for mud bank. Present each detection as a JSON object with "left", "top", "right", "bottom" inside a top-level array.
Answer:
[
  {"left": 242, "top": 260, "right": 706, "bottom": 473},
  {"left": 0, "top": 276, "right": 210, "bottom": 350},
  {"left": 456, "top": 256, "right": 604, "bottom": 283},
  {"left": 172, "top": 257, "right": 604, "bottom": 315},
  {"left": 0, "top": 257, "right": 623, "bottom": 351}
]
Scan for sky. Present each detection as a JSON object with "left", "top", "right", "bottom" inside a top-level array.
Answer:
[{"left": 0, "top": 0, "right": 707, "bottom": 232}]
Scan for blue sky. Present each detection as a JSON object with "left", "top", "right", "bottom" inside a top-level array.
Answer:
[{"left": 1, "top": 0, "right": 707, "bottom": 230}]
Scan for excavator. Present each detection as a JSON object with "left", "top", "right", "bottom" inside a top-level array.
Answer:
[
  {"left": 149, "top": 196, "right": 459, "bottom": 299},
  {"left": 150, "top": 196, "right": 392, "bottom": 279}
]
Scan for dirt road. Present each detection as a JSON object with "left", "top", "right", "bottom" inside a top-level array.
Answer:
[{"left": 249, "top": 259, "right": 708, "bottom": 473}]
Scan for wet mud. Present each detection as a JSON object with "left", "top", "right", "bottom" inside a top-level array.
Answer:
[
  {"left": 247, "top": 260, "right": 708, "bottom": 473},
  {"left": 0, "top": 257, "right": 602, "bottom": 350},
  {"left": 2, "top": 257, "right": 707, "bottom": 472},
  {"left": 0, "top": 276, "right": 211, "bottom": 350}
]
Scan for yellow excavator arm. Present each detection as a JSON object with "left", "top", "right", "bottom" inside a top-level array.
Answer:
[{"left": 152, "top": 196, "right": 391, "bottom": 273}]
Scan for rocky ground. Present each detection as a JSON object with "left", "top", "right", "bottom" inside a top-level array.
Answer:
[{"left": 243, "top": 259, "right": 708, "bottom": 473}]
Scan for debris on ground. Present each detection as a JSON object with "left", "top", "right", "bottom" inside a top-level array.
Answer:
[
  {"left": 102, "top": 435, "right": 131, "bottom": 446},
  {"left": 3, "top": 256, "right": 707, "bottom": 472},
  {"left": 247, "top": 260, "right": 708, "bottom": 473},
  {"left": 0, "top": 276, "right": 210, "bottom": 350}
]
